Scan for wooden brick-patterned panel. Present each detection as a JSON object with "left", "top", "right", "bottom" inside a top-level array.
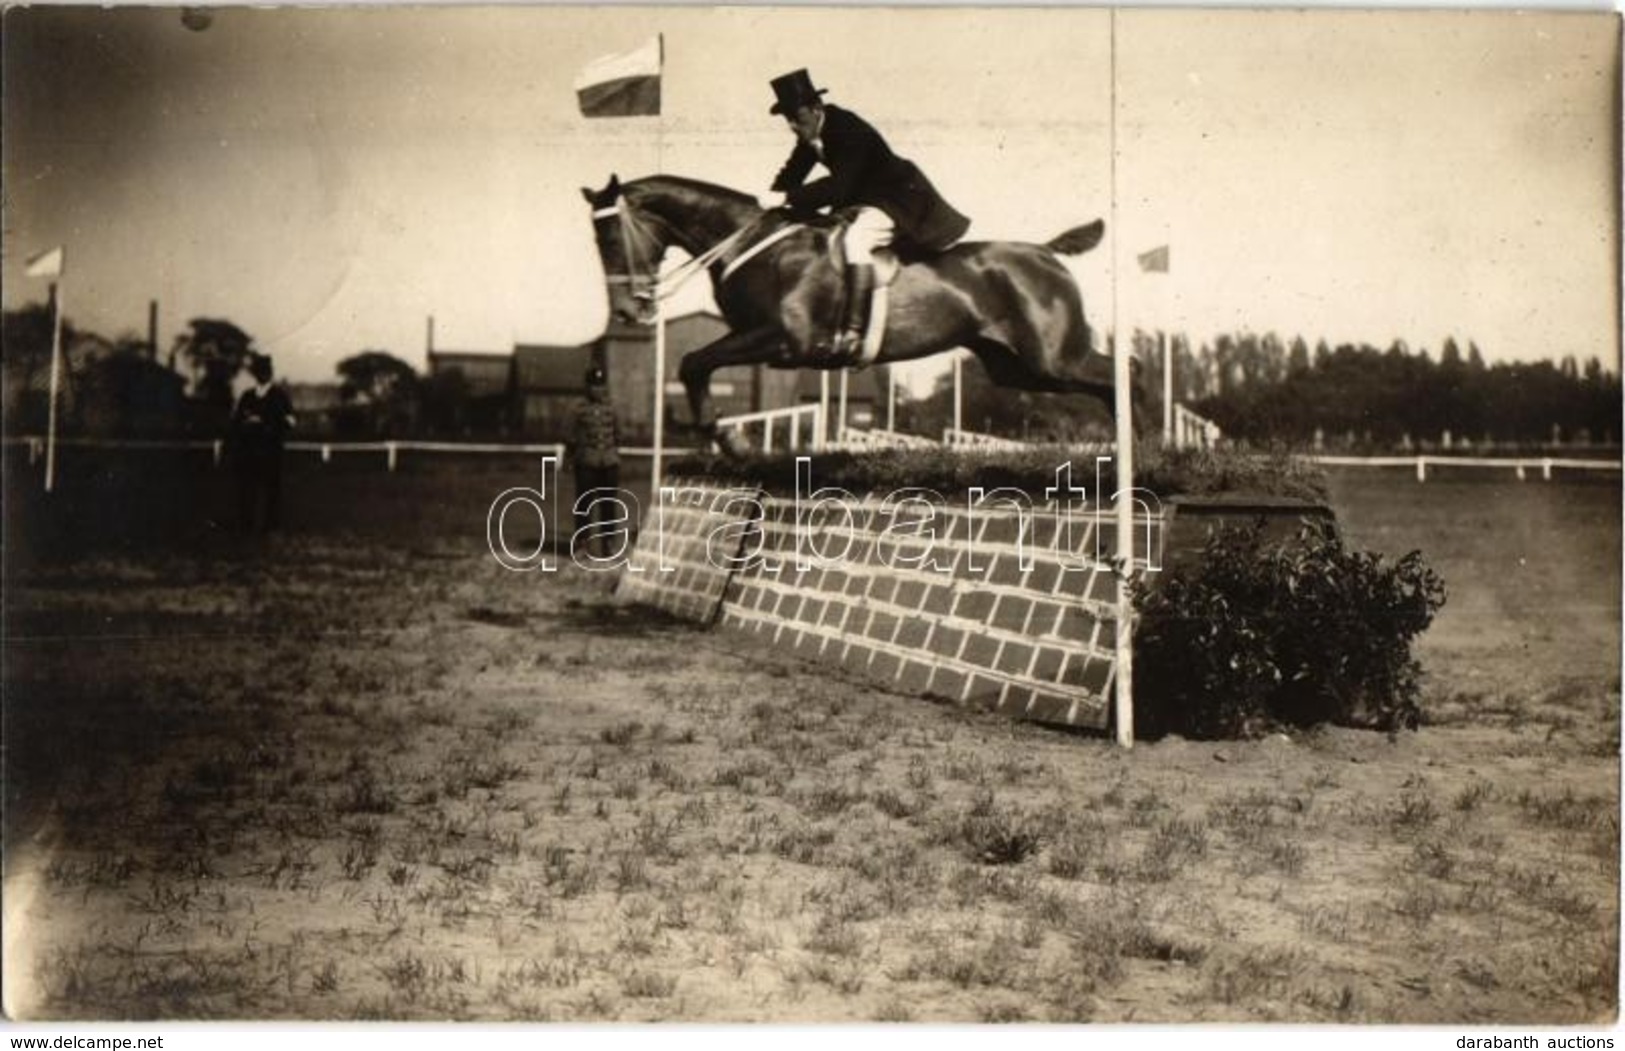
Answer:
[
  {"left": 613, "top": 482, "right": 764, "bottom": 625},
  {"left": 717, "top": 495, "right": 1162, "bottom": 730}
]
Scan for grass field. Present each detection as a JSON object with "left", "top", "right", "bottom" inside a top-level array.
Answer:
[{"left": 3, "top": 452, "right": 1618, "bottom": 1022}]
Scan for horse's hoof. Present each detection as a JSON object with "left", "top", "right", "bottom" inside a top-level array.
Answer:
[{"left": 712, "top": 428, "right": 751, "bottom": 459}]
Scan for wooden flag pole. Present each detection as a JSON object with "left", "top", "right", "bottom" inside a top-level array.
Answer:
[{"left": 44, "top": 279, "right": 64, "bottom": 494}]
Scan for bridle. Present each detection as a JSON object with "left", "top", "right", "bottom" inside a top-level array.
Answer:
[
  {"left": 592, "top": 195, "right": 803, "bottom": 309},
  {"left": 591, "top": 201, "right": 664, "bottom": 308}
]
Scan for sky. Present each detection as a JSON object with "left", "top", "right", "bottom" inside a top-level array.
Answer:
[{"left": 2, "top": 6, "right": 1619, "bottom": 390}]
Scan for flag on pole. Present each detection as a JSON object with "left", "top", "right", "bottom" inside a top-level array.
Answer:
[
  {"left": 575, "top": 35, "right": 662, "bottom": 117},
  {"left": 1136, "top": 245, "right": 1169, "bottom": 273},
  {"left": 25, "top": 245, "right": 64, "bottom": 278}
]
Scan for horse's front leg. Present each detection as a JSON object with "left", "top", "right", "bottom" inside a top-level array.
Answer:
[{"left": 677, "top": 325, "right": 783, "bottom": 455}]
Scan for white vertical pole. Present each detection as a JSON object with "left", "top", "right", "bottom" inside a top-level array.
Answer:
[
  {"left": 819, "top": 372, "right": 831, "bottom": 445},
  {"left": 887, "top": 368, "right": 896, "bottom": 432},
  {"left": 651, "top": 299, "right": 667, "bottom": 497},
  {"left": 837, "top": 370, "right": 849, "bottom": 441},
  {"left": 1110, "top": 9, "right": 1134, "bottom": 748},
  {"left": 952, "top": 355, "right": 963, "bottom": 434},
  {"left": 1162, "top": 332, "right": 1173, "bottom": 445},
  {"left": 44, "top": 280, "right": 64, "bottom": 493}
]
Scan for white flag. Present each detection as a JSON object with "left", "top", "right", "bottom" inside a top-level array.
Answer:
[
  {"left": 575, "top": 36, "right": 662, "bottom": 117},
  {"left": 25, "top": 245, "right": 63, "bottom": 278}
]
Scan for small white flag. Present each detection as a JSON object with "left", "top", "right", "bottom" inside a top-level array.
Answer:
[
  {"left": 1137, "top": 245, "right": 1169, "bottom": 273},
  {"left": 25, "top": 245, "right": 63, "bottom": 278},
  {"left": 575, "top": 36, "right": 663, "bottom": 118}
]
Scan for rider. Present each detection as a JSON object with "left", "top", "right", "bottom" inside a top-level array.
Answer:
[{"left": 767, "top": 69, "right": 970, "bottom": 362}]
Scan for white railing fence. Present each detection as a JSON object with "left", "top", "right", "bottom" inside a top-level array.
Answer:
[
  {"left": 1310, "top": 454, "right": 1621, "bottom": 482},
  {"left": 6, "top": 435, "right": 1618, "bottom": 483},
  {"left": 714, "top": 404, "right": 825, "bottom": 454},
  {"left": 829, "top": 427, "right": 939, "bottom": 452},
  {"left": 1172, "top": 404, "right": 1223, "bottom": 450},
  {"left": 942, "top": 428, "right": 1031, "bottom": 451},
  {"left": 5, "top": 436, "right": 565, "bottom": 472}
]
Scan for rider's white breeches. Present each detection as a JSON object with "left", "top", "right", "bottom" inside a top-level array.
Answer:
[{"left": 841, "top": 207, "right": 894, "bottom": 265}]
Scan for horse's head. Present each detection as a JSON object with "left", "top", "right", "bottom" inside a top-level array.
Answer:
[{"left": 581, "top": 175, "right": 664, "bottom": 326}]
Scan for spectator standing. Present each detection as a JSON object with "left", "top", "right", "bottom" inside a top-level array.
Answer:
[
  {"left": 570, "top": 365, "right": 621, "bottom": 559},
  {"left": 230, "top": 353, "right": 296, "bottom": 532}
]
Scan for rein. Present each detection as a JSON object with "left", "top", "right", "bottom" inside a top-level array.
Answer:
[{"left": 594, "top": 200, "right": 803, "bottom": 304}]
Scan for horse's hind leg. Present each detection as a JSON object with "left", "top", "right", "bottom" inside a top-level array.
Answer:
[{"left": 677, "top": 325, "right": 784, "bottom": 454}]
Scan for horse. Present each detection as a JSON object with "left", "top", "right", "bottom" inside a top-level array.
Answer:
[{"left": 581, "top": 174, "right": 1141, "bottom": 450}]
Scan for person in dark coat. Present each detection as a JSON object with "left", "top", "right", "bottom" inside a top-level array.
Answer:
[
  {"left": 570, "top": 365, "right": 622, "bottom": 560},
  {"left": 768, "top": 68, "right": 971, "bottom": 361},
  {"left": 230, "top": 352, "right": 296, "bottom": 533}
]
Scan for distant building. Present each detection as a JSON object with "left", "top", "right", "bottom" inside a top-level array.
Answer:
[
  {"left": 513, "top": 341, "right": 595, "bottom": 440},
  {"left": 2, "top": 333, "right": 184, "bottom": 437},
  {"left": 599, "top": 311, "right": 803, "bottom": 443},
  {"left": 285, "top": 383, "right": 344, "bottom": 437},
  {"left": 421, "top": 310, "right": 882, "bottom": 444},
  {"left": 425, "top": 350, "right": 515, "bottom": 436},
  {"left": 795, "top": 366, "right": 886, "bottom": 434}
]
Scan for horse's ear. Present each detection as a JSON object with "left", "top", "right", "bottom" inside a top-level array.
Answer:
[
  {"left": 580, "top": 186, "right": 596, "bottom": 204},
  {"left": 607, "top": 174, "right": 621, "bottom": 195}
]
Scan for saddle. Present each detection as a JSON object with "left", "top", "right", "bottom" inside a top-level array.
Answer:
[{"left": 785, "top": 206, "right": 934, "bottom": 273}]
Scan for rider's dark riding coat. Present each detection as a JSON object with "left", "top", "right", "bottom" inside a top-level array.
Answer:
[{"left": 770, "top": 104, "right": 970, "bottom": 253}]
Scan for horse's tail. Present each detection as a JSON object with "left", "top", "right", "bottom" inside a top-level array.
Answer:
[{"left": 1045, "top": 219, "right": 1105, "bottom": 256}]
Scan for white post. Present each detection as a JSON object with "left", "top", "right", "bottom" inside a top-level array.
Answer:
[
  {"left": 819, "top": 372, "right": 831, "bottom": 446},
  {"left": 651, "top": 299, "right": 667, "bottom": 497},
  {"left": 1541, "top": 457, "right": 1552, "bottom": 481},
  {"left": 1109, "top": 10, "right": 1134, "bottom": 748},
  {"left": 1415, "top": 456, "right": 1427, "bottom": 483},
  {"left": 213, "top": 439, "right": 223, "bottom": 467},
  {"left": 837, "top": 370, "right": 849, "bottom": 442},
  {"left": 387, "top": 441, "right": 398, "bottom": 473},
  {"left": 1161, "top": 332, "right": 1173, "bottom": 446},
  {"left": 952, "top": 355, "right": 963, "bottom": 435},
  {"left": 887, "top": 367, "right": 896, "bottom": 432},
  {"left": 322, "top": 443, "right": 331, "bottom": 463},
  {"left": 44, "top": 281, "right": 64, "bottom": 493}
]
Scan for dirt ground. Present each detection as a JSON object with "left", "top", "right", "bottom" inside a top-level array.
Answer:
[{"left": 2, "top": 467, "right": 1618, "bottom": 1022}]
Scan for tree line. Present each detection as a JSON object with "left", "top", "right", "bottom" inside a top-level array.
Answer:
[
  {"left": 899, "top": 330, "right": 1618, "bottom": 451},
  {"left": 5, "top": 301, "right": 1616, "bottom": 449},
  {"left": 1168, "top": 332, "right": 1619, "bottom": 449},
  {"left": 2, "top": 305, "right": 444, "bottom": 438}
]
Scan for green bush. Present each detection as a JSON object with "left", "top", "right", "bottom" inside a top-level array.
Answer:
[
  {"left": 1132, "top": 518, "right": 1446, "bottom": 739},
  {"left": 667, "top": 444, "right": 1329, "bottom": 502}
]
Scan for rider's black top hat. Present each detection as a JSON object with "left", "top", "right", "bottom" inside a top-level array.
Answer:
[{"left": 769, "top": 69, "right": 829, "bottom": 116}]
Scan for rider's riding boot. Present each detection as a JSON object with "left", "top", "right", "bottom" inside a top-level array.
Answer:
[{"left": 830, "top": 264, "right": 877, "bottom": 362}]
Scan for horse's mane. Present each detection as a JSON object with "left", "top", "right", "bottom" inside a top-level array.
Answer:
[{"left": 626, "top": 174, "right": 760, "bottom": 211}]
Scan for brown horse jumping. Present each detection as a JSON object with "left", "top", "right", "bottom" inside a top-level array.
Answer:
[{"left": 582, "top": 174, "right": 1139, "bottom": 448}]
